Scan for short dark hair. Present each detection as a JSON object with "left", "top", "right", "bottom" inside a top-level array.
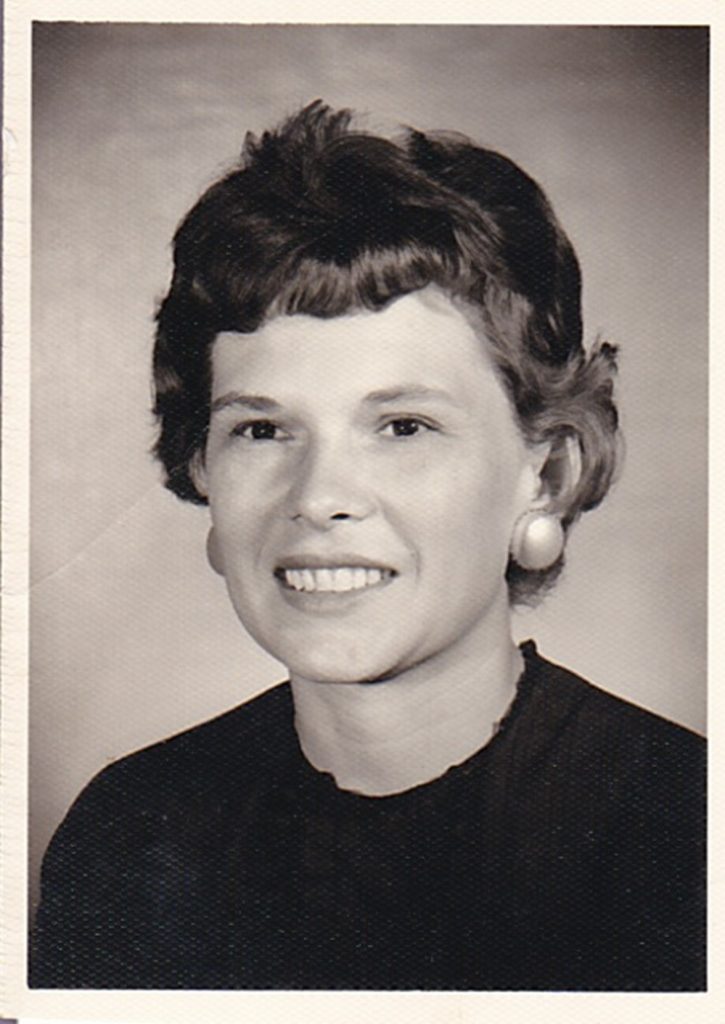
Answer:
[{"left": 153, "top": 100, "right": 619, "bottom": 602}]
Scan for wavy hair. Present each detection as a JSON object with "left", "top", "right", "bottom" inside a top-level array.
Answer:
[{"left": 153, "top": 101, "right": 619, "bottom": 601}]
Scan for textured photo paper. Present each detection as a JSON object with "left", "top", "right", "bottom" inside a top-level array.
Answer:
[{"left": 1, "top": 1, "right": 718, "bottom": 1021}]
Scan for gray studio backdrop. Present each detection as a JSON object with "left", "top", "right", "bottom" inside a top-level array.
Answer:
[{"left": 30, "top": 24, "right": 707, "bottom": 908}]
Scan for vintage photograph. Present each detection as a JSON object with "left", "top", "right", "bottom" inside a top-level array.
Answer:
[{"left": 24, "top": 21, "right": 706, "bottom": 995}]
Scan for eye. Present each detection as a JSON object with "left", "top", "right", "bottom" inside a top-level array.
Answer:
[
  {"left": 381, "top": 417, "right": 434, "bottom": 438},
  {"left": 232, "top": 419, "right": 287, "bottom": 441}
]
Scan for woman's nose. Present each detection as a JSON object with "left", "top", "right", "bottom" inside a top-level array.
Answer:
[{"left": 286, "top": 442, "right": 374, "bottom": 529}]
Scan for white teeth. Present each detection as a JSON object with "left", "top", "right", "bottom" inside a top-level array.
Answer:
[
  {"left": 286, "top": 570, "right": 304, "bottom": 591},
  {"left": 282, "top": 567, "right": 390, "bottom": 593},
  {"left": 317, "top": 568, "right": 333, "bottom": 591},
  {"left": 332, "top": 568, "right": 354, "bottom": 592}
]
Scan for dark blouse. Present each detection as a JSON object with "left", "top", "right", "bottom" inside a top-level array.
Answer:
[{"left": 30, "top": 642, "right": 705, "bottom": 990}]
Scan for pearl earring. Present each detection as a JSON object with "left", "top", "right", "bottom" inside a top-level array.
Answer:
[
  {"left": 206, "top": 527, "right": 225, "bottom": 576},
  {"left": 510, "top": 512, "right": 564, "bottom": 571}
]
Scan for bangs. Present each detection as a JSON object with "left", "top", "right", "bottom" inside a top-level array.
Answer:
[{"left": 266, "top": 242, "right": 462, "bottom": 321}]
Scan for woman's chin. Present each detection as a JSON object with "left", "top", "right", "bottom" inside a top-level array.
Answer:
[
  {"left": 283, "top": 651, "right": 398, "bottom": 687},
  {"left": 236, "top": 601, "right": 412, "bottom": 686}
]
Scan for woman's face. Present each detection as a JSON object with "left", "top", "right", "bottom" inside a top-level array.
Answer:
[{"left": 196, "top": 287, "right": 545, "bottom": 685}]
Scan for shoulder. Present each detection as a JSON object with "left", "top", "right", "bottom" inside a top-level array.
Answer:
[
  {"left": 505, "top": 645, "right": 706, "bottom": 991},
  {"left": 521, "top": 642, "right": 705, "bottom": 811},
  {"left": 515, "top": 643, "right": 705, "bottom": 909},
  {"left": 32, "top": 683, "right": 295, "bottom": 988},
  {"left": 527, "top": 642, "right": 704, "bottom": 746},
  {"left": 50, "top": 681, "right": 295, "bottom": 844}
]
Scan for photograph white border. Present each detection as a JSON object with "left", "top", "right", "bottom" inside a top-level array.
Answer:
[{"left": 3, "top": 1, "right": 722, "bottom": 1021}]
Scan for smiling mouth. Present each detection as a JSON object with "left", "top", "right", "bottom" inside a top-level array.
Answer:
[{"left": 275, "top": 566, "right": 396, "bottom": 594}]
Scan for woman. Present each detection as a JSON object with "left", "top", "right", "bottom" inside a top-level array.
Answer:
[{"left": 31, "top": 101, "right": 705, "bottom": 991}]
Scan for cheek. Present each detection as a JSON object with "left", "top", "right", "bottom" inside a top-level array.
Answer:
[
  {"left": 421, "top": 459, "right": 523, "bottom": 569},
  {"left": 208, "top": 489, "right": 268, "bottom": 569},
  {"left": 207, "top": 457, "right": 280, "bottom": 522},
  {"left": 418, "top": 451, "right": 518, "bottom": 524}
]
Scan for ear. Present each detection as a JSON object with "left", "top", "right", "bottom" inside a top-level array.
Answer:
[
  {"left": 206, "top": 527, "right": 225, "bottom": 576},
  {"left": 534, "top": 434, "right": 582, "bottom": 511},
  {"left": 189, "top": 449, "right": 209, "bottom": 499}
]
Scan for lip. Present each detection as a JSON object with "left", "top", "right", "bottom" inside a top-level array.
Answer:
[{"left": 275, "top": 577, "right": 396, "bottom": 612}]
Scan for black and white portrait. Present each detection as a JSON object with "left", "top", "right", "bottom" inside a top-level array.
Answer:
[{"left": 22, "top": 19, "right": 707, "bottom": 998}]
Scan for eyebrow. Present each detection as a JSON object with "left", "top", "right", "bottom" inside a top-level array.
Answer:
[
  {"left": 210, "top": 393, "right": 283, "bottom": 414},
  {"left": 363, "top": 386, "right": 456, "bottom": 405},
  {"left": 210, "top": 385, "right": 456, "bottom": 415}
]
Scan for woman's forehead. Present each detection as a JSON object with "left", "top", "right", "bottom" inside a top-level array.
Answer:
[{"left": 210, "top": 288, "right": 500, "bottom": 401}]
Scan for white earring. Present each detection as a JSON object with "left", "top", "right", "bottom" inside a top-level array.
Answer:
[
  {"left": 510, "top": 512, "right": 564, "bottom": 571},
  {"left": 206, "top": 527, "right": 225, "bottom": 576}
]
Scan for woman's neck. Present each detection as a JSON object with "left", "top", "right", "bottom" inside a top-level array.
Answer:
[{"left": 290, "top": 631, "right": 524, "bottom": 797}]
